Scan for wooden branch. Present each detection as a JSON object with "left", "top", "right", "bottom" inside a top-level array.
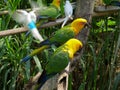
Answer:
[
  {"left": 92, "top": 11, "right": 118, "bottom": 17},
  {"left": 0, "top": 9, "right": 31, "bottom": 15},
  {"left": 0, "top": 18, "right": 64, "bottom": 37},
  {"left": 94, "top": 6, "right": 120, "bottom": 12},
  {"left": 24, "top": 72, "right": 41, "bottom": 90},
  {"left": 0, "top": 10, "right": 9, "bottom": 15},
  {"left": 0, "top": 27, "right": 27, "bottom": 37}
]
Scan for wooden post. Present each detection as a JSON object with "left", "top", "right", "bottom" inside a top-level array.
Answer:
[{"left": 72, "top": 0, "right": 95, "bottom": 90}]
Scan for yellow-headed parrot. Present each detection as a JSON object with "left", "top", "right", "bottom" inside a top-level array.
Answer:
[{"left": 37, "top": 38, "right": 83, "bottom": 89}]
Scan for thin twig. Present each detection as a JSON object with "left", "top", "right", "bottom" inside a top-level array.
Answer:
[{"left": 0, "top": 9, "right": 31, "bottom": 15}]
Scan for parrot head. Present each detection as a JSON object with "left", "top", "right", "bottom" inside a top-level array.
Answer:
[
  {"left": 12, "top": 10, "right": 32, "bottom": 26},
  {"left": 64, "top": 38, "right": 83, "bottom": 59},
  {"left": 71, "top": 18, "right": 87, "bottom": 35},
  {"left": 52, "top": 0, "right": 60, "bottom": 9}
]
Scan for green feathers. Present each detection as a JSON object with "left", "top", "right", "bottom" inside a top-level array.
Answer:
[
  {"left": 49, "top": 26, "right": 75, "bottom": 44},
  {"left": 40, "top": 5, "right": 60, "bottom": 19},
  {"left": 37, "top": 38, "right": 83, "bottom": 89},
  {"left": 46, "top": 50, "right": 69, "bottom": 74}
]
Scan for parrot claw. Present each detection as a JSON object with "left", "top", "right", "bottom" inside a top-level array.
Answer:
[{"left": 63, "top": 70, "right": 70, "bottom": 74}]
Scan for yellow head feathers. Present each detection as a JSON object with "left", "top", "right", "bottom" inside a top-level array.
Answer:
[
  {"left": 52, "top": 0, "right": 60, "bottom": 9},
  {"left": 71, "top": 18, "right": 87, "bottom": 35},
  {"left": 64, "top": 38, "right": 83, "bottom": 59}
]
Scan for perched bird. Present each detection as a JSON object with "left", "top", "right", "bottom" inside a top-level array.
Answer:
[
  {"left": 12, "top": 10, "right": 44, "bottom": 41},
  {"left": 21, "top": 18, "right": 87, "bottom": 62},
  {"left": 38, "top": 18, "right": 87, "bottom": 47},
  {"left": 61, "top": 0, "right": 73, "bottom": 28},
  {"left": 37, "top": 38, "right": 83, "bottom": 89},
  {"left": 37, "top": 0, "right": 61, "bottom": 20}
]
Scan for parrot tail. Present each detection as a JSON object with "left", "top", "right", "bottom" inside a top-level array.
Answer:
[
  {"left": 61, "top": 17, "right": 69, "bottom": 28},
  {"left": 37, "top": 71, "right": 49, "bottom": 90},
  {"left": 61, "top": 15, "right": 73, "bottom": 28},
  {"left": 38, "top": 39, "right": 51, "bottom": 47},
  {"left": 110, "top": 1, "right": 120, "bottom": 6},
  {"left": 21, "top": 55, "right": 31, "bottom": 63},
  {"left": 37, "top": 15, "right": 50, "bottom": 20},
  {"left": 38, "top": 71, "right": 56, "bottom": 90},
  {"left": 31, "top": 28, "right": 44, "bottom": 42},
  {"left": 21, "top": 45, "right": 49, "bottom": 63}
]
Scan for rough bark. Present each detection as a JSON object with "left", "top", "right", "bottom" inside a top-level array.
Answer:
[{"left": 70, "top": 0, "right": 95, "bottom": 89}]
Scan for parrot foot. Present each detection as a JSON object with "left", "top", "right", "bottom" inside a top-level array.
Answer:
[{"left": 63, "top": 70, "right": 70, "bottom": 74}]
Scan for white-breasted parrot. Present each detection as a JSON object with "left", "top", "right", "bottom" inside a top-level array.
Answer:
[
  {"left": 61, "top": 0, "right": 73, "bottom": 27},
  {"left": 12, "top": 10, "right": 44, "bottom": 41}
]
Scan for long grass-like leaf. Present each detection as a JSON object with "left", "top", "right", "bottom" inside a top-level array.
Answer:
[
  {"left": 33, "top": 55, "right": 43, "bottom": 72},
  {"left": 112, "top": 73, "right": 120, "bottom": 90},
  {"left": 3, "top": 68, "right": 11, "bottom": 90},
  {"left": 0, "top": 63, "right": 9, "bottom": 73}
]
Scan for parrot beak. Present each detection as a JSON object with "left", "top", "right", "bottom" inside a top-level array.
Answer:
[{"left": 85, "top": 22, "right": 91, "bottom": 28}]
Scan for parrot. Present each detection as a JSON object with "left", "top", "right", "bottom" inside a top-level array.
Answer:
[
  {"left": 61, "top": 0, "right": 73, "bottom": 28},
  {"left": 37, "top": 38, "right": 83, "bottom": 89},
  {"left": 36, "top": 0, "right": 61, "bottom": 20},
  {"left": 38, "top": 18, "right": 87, "bottom": 47},
  {"left": 21, "top": 18, "right": 87, "bottom": 62},
  {"left": 11, "top": 10, "right": 44, "bottom": 42}
]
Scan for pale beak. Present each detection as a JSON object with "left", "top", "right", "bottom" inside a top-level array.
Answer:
[{"left": 85, "top": 22, "right": 92, "bottom": 28}]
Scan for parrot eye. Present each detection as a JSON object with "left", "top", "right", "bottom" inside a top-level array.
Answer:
[{"left": 58, "top": 0, "right": 60, "bottom": 4}]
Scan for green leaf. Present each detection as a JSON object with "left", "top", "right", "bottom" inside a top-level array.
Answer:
[
  {"left": 112, "top": 73, "right": 120, "bottom": 90},
  {"left": 33, "top": 55, "right": 43, "bottom": 72}
]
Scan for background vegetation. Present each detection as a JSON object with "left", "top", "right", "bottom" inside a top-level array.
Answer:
[{"left": 0, "top": 0, "right": 120, "bottom": 90}]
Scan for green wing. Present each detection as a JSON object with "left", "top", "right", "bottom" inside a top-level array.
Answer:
[
  {"left": 40, "top": 5, "right": 59, "bottom": 18},
  {"left": 45, "top": 50, "right": 69, "bottom": 74},
  {"left": 50, "top": 27, "right": 75, "bottom": 44}
]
